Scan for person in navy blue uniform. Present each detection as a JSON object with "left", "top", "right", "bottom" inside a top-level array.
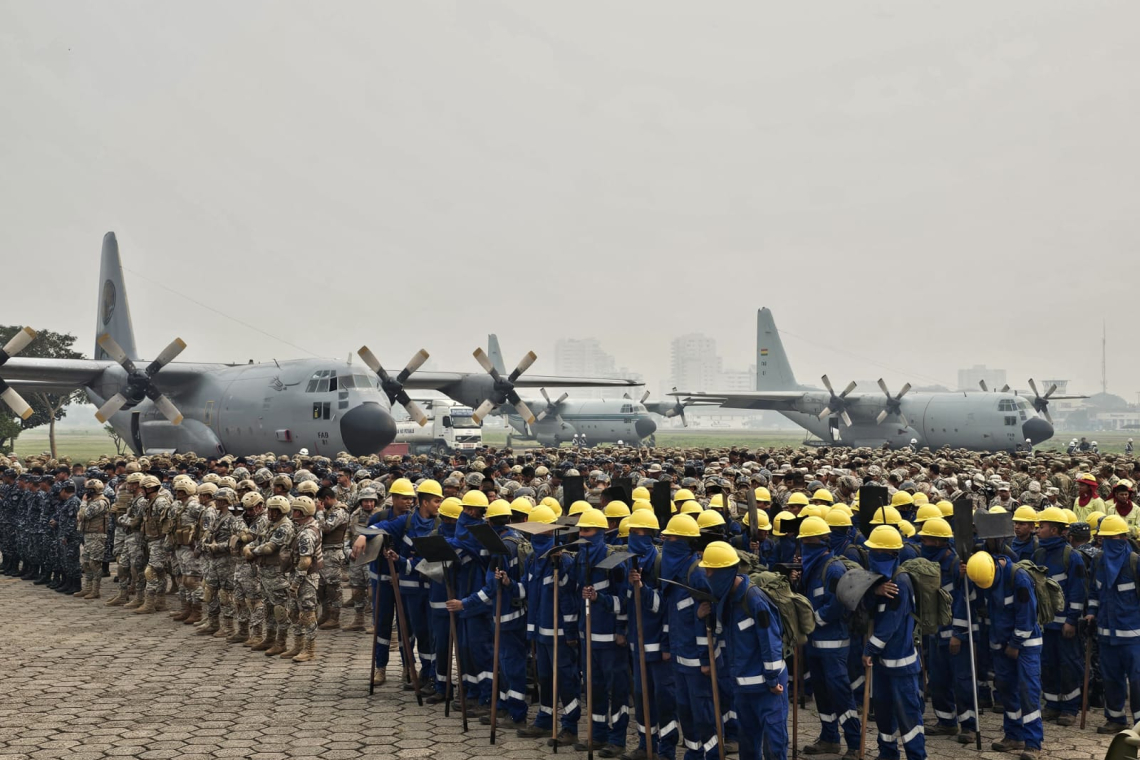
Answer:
[
  {"left": 444, "top": 489, "right": 495, "bottom": 714},
  {"left": 1032, "top": 506, "right": 1086, "bottom": 727}
]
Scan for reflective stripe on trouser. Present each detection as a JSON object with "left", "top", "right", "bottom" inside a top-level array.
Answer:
[
  {"left": 431, "top": 612, "right": 452, "bottom": 695},
  {"left": 676, "top": 668, "right": 718, "bottom": 760},
  {"left": 587, "top": 646, "right": 631, "bottom": 747},
  {"left": 533, "top": 639, "right": 581, "bottom": 734},
  {"left": 993, "top": 644, "right": 1042, "bottom": 750},
  {"left": 807, "top": 647, "right": 860, "bottom": 749},
  {"left": 847, "top": 640, "right": 866, "bottom": 704},
  {"left": 497, "top": 627, "right": 529, "bottom": 722},
  {"left": 715, "top": 666, "right": 739, "bottom": 743},
  {"left": 457, "top": 614, "right": 494, "bottom": 705},
  {"left": 144, "top": 540, "right": 167, "bottom": 593},
  {"left": 1100, "top": 641, "right": 1140, "bottom": 726},
  {"left": 632, "top": 657, "right": 678, "bottom": 760},
  {"left": 1042, "top": 628, "right": 1082, "bottom": 715},
  {"left": 975, "top": 618, "right": 995, "bottom": 704},
  {"left": 737, "top": 686, "right": 788, "bottom": 760},
  {"left": 404, "top": 593, "right": 435, "bottom": 685},
  {"left": 872, "top": 670, "right": 926, "bottom": 760},
  {"left": 370, "top": 580, "right": 397, "bottom": 669}
]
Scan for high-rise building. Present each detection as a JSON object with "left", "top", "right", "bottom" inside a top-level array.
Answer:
[
  {"left": 719, "top": 365, "right": 757, "bottom": 391},
  {"left": 671, "top": 333, "right": 721, "bottom": 391},
  {"left": 957, "top": 365, "right": 1007, "bottom": 392},
  {"left": 554, "top": 338, "right": 616, "bottom": 378}
]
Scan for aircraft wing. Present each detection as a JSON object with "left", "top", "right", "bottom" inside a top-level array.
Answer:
[
  {"left": 404, "top": 372, "right": 640, "bottom": 390},
  {"left": 669, "top": 390, "right": 810, "bottom": 412},
  {"left": 1, "top": 358, "right": 222, "bottom": 393}
]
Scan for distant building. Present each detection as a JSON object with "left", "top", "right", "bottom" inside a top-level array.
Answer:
[
  {"left": 958, "top": 365, "right": 1007, "bottom": 392},
  {"left": 554, "top": 338, "right": 616, "bottom": 378},
  {"left": 671, "top": 333, "right": 721, "bottom": 391},
  {"left": 719, "top": 365, "right": 757, "bottom": 392}
]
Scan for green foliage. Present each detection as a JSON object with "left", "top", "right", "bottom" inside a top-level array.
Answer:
[
  {"left": 0, "top": 326, "right": 87, "bottom": 437},
  {"left": 0, "top": 415, "right": 20, "bottom": 454}
]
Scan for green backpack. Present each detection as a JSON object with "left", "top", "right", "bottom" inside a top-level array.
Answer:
[
  {"left": 896, "top": 558, "right": 953, "bottom": 636},
  {"left": 1014, "top": 560, "right": 1065, "bottom": 629},
  {"left": 746, "top": 570, "right": 816, "bottom": 654}
]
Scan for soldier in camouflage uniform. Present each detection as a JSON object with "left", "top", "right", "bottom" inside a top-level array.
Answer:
[
  {"left": 245, "top": 495, "right": 295, "bottom": 656},
  {"left": 105, "top": 473, "right": 143, "bottom": 605},
  {"left": 74, "top": 479, "right": 110, "bottom": 600},
  {"left": 201, "top": 487, "right": 239, "bottom": 640},
  {"left": 344, "top": 488, "right": 378, "bottom": 631},
  {"left": 281, "top": 495, "right": 322, "bottom": 661},
  {"left": 169, "top": 479, "right": 205, "bottom": 624},
  {"left": 135, "top": 475, "right": 171, "bottom": 614},
  {"left": 233, "top": 492, "right": 267, "bottom": 646},
  {"left": 119, "top": 476, "right": 150, "bottom": 609},
  {"left": 316, "top": 486, "right": 350, "bottom": 630},
  {"left": 192, "top": 483, "right": 221, "bottom": 633}
]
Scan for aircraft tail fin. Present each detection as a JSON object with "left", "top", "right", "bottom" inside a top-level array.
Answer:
[
  {"left": 95, "top": 232, "right": 139, "bottom": 362},
  {"left": 487, "top": 334, "right": 507, "bottom": 375},
  {"left": 756, "top": 307, "right": 799, "bottom": 391}
]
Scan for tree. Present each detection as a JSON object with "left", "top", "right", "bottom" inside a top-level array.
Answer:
[
  {"left": 104, "top": 423, "right": 127, "bottom": 456},
  {"left": 0, "top": 326, "right": 87, "bottom": 459},
  {"left": 0, "top": 415, "right": 20, "bottom": 455}
]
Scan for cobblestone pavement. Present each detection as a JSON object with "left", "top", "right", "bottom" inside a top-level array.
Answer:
[{"left": 0, "top": 576, "right": 1115, "bottom": 760}]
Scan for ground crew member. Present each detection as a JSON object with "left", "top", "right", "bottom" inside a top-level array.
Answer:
[
  {"left": 862, "top": 525, "right": 926, "bottom": 760},
  {"left": 445, "top": 489, "right": 494, "bottom": 713},
  {"left": 1033, "top": 506, "right": 1085, "bottom": 726},
  {"left": 700, "top": 540, "right": 788, "bottom": 760},
  {"left": 1085, "top": 514, "right": 1140, "bottom": 734},
  {"left": 426, "top": 496, "right": 462, "bottom": 703},
  {"left": 967, "top": 550, "right": 1043, "bottom": 759}
]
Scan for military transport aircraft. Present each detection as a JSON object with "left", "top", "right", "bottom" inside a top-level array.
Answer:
[
  {"left": 669, "top": 308, "right": 1083, "bottom": 452},
  {"left": 0, "top": 233, "right": 637, "bottom": 458}
]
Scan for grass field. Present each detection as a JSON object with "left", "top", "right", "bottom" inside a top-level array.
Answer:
[{"left": 6, "top": 428, "right": 1138, "bottom": 462}]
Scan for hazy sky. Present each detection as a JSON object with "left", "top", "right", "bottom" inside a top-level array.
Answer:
[{"left": 2, "top": 2, "right": 1137, "bottom": 401}]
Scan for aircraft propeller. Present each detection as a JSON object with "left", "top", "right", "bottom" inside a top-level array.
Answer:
[
  {"left": 0, "top": 327, "right": 38, "bottom": 420},
  {"left": 358, "top": 347, "right": 430, "bottom": 426},
  {"left": 471, "top": 348, "right": 537, "bottom": 425},
  {"left": 535, "top": 388, "right": 569, "bottom": 426},
  {"left": 818, "top": 375, "right": 857, "bottom": 427},
  {"left": 94, "top": 333, "right": 186, "bottom": 425},
  {"left": 664, "top": 388, "right": 692, "bottom": 427},
  {"left": 875, "top": 378, "right": 912, "bottom": 426},
  {"left": 1027, "top": 378, "right": 1059, "bottom": 424},
  {"left": 978, "top": 380, "right": 1011, "bottom": 393}
]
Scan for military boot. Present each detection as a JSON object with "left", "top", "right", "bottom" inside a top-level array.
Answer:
[
  {"left": 228, "top": 620, "right": 249, "bottom": 644},
  {"left": 319, "top": 608, "right": 341, "bottom": 630},
  {"left": 265, "top": 629, "right": 288, "bottom": 657},
  {"left": 102, "top": 561, "right": 111, "bottom": 577},
  {"left": 133, "top": 592, "right": 157, "bottom": 614},
  {"left": 48, "top": 572, "right": 63, "bottom": 590},
  {"left": 243, "top": 622, "right": 263, "bottom": 647},
  {"left": 20, "top": 562, "right": 36, "bottom": 579},
  {"left": 214, "top": 616, "right": 234, "bottom": 639},
  {"left": 87, "top": 576, "right": 101, "bottom": 600},
  {"left": 280, "top": 632, "right": 304, "bottom": 659},
  {"left": 317, "top": 605, "right": 330, "bottom": 628},
  {"left": 183, "top": 602, "right": 202, "bottom": 625},
  {"left": 196, "top": 613, "right": 220, "bottom": 635},
  {"left": 154, "top": 592, "right": 167, "bottom": 612},
  {"left": 34, "top": 566, "right": 51, "bottom": 585},
  {"left": 123, "top": 587, "right": 144, "bottom": 610},
  {"left": 72, "top": 577, "right": 90, "bottom": 598},
  {"left": 251, "top": 627, "right": 275, "bottom": 652},
  {"left": 292, "top": 637, "right": 316, "bottom": 663},
  {"left": 344, "top": 607, "right": 365, "bottom": 631},
  {"left": 170, "top": 597, "right": 188, "bottom": 621},
  {"left": 105, "top": 588, "right": 126, "bottom": 606}
]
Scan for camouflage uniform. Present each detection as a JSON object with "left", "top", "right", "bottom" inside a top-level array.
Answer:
[
  {"left": 317, "top": 501, "right": 350, "bottom": 623},
  {"left": 119, "top": 494, "right": 149, "bottom": 608},
  {"left": 108, "top": 482, "right": 135, "bottom": 601},
  {"left": 76, "top": 489, "right": 110, "bottom": 598},
  {"left": 196, "top": 499, "right": 222, "bottom": 629},
  {"left": 286, "top": 518, "right": 323, "bottom": 658},
  {"left": 233, "top": 511, "right": 268, "bottom": 643},
  {"left": 252, "top": 511, "right": 295, "bottom": 655},
  {"left": 202, "top": 500, "right": 239, "bottom": 637},
  {"left": 345, "top": 505, "right": 376, "bottom": 627},
  {"left": 140, "top": 491, "right": 173, "bottom": 612},
  {"left": 170, "top": 495, "right": 205, "bottom": 619}
]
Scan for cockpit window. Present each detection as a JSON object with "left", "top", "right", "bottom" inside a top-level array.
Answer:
[
  {"left": 998, "top": 399, "right": 1016, "bottom": 412},
  {"left": 306, "top": 369, "right": 340, "bottom": 393}
]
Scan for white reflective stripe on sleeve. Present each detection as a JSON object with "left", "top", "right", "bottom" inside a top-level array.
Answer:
[
  {"left": 1088, "top": 599, "right": 1100, "bottom": 608},
  {"left": 499, "top": 609, "right": 525, "bottom": 623},
  {"left": 592, "top": 579, "right": 609, "bottom": 591},
  {"left": 869, "top": 635, "right": 886, "bottom": 649},
  {"left": 1120, "top": 582, "right": 1136, "bottom": 591},
  {"left": 592, "top": 633, "right": 616, "bottom": 643},
  {"left": 1004, "top": 596, "right": 1014, "bottom": 605},
  {"left": 1070, "top": 602, "right": 1084, "bottom": 611},
  {"left": 1014, "top": 629, "right": 1032, "bottom": 638},
  {"left": 1116, "top": 629, "right": 1140, "bottom": 638},
  {"left": 430, "top": 601, "right": 448, "bottom": 610},
  {"left": 677, "top": 656, "right": 701, "bottom": 667},
  {"left": 677, "top": 597, "right": 694, "bottom": 610},
  {"left": 737, "top": 618, "right": 755, "bottom": 630},
  {"left": 811, "top": 639, "right": 850, "bottom": 649},
  {"left": 814, "top": 611, "right": 825, "bottom": 627},
  {"left": 1050, "top": 573, "right": 1065, "bottom": 582},
  {"left": 1022, "top": 637, "right": 1043, "bottom": 647},
  {"left": 812, "top": 587, "right": 824, "bottom": 597},
  {"left": 477, "top": 590, "right": 490, "bottom": 603},
  {"left": 643, "top": 643, "right": 662, "bottom": 652},
  {"left": 764, "top": 659, "right": 786, "bottom": 671}
]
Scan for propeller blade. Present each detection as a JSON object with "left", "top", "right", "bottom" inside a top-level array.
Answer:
[
  {"left": 555, "top": 392, "right": 569, "bottom": 405},
  {"left": 999, "top": 384, "right": 1010, "bottom": 393},
  {"left": 1028, "top": 378, "right": 1039, "bottom": 398},
  {"left": 147, "top": 337, "right": 187, "bottom": 375},
  {"left": 841, "top": 411, "right": 853, "bottom": 428},
  {"left": 472, "top": 347, "right": 498, "bottom": 376},
  {"left": 2, "top": 326, "right": 37, "bottom": 358},
  {"left": 536, "top": 409, "right": 550, "bottom": 422},
  {"left": 508, "top": 351, "right": 538, "bottom": 382},
  {"left": 471, "top": 399, "right": 496, "bottom": 425},
  {"left": 841, "top": 381, "right": 857, "bottom": 397},
  {"left": 1042, "top": 408, "right": 1053, "bottom": 425},
  {"left": 877, "top": 378, "right": 890, "bottom": 397},
  {"left": 876, "top": 409, "right": 889, "bottom": 425},
  {"left": 97, "top": 333, "right": 136, "bottom": 372},
  {"left": 0, "top": 385, "right": 34, "bottom": 420},
  {"left": 640, "top": 390, "right": 650, "bottom": 404},
  {"left": 513, "top": 398, "right": 536, "bottom": 425},
  {"left": 821, "top": 375, "right": 835, "bottom": 395},
  {"left": 151, "top": 394, "right": 184, "bottom": 426},
  {"left": 396, "top": 349, "right": 430, "bottom": 384},
  {"left": 679, "top": 405, "right": 688, "bottom": 427},
  {"left": 1045, "top": 383, "right": 1058, "bottom": 399},
  {"left": 818, "top": 407, "right": 832, "bottom": 421},
  {"left": 357, "top": 346, "right": 382, "bottom": 374},
  {"left": 94, "top": 393, "right": 129, "bottom": 424},
  {"left": 405, "top": 400, "right": 428, "bottom": 427},
  {"left": 979, "top": 380, "right": 989, "bottom": 392},
  {"left": 540, "top": 387, "right": 552, "bottom": 404},
  {"left": 898, "top": 413, "right": 909, "bottom": 428},
  {"left": 897, "top": 382, "right": 911, "bottom": 398}
]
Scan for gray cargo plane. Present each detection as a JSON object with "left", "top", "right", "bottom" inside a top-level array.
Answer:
[
  {"left": 670, "top": 308, "right": 1082, "bottom": 452},
  {"left": 0, "top": 233, "right": 636, "bottom": 458}
]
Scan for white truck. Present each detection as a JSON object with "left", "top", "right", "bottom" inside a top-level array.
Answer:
[{"left": 394, "top": 399, "right": 483, "bottom": 455}]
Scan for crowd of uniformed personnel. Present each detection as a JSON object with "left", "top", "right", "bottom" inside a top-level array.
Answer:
[{"left": 3, "top": 444, "right": 1140, "bottom": 760}]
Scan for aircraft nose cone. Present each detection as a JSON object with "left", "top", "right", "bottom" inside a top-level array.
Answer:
[
  {"left": 340, "top": 402, "right": 397, "bottom": 457},
  {"left": 1022, "top": 416, "right": 1053, "bottom": 446},
  {"left": 635, "top": 416, "right": 657, "bottom": 439}
]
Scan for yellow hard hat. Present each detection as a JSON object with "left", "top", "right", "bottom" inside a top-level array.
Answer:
[
  {"left": 416, "top": 479, "right": 443, "bottom": 498},
  {"left": 604, "top": 501, "right": 632, "bottom": 519},
  {"left": 510, "top": 497, "right": 533, "bottom": 516},
  {"left": 708, "top": 493, "right": 732, "bottom": 510},
  {"left": 390, "top": 478, "right": 416, "bottom": 497},
  {"left": 825, "top": 508, "right": 852, "bottom": 528},
  {"left": 661, "top": 514, "right": 700, "bottom": 538},
  {"left": 618, "top": 517, "right": 631, "bottom": 539},
  {"left": 831, "top": 503, "right": 853, "bottom": 516},
  {"left": 1097, "top": 514, "right": 1130, "bottom": 537},
  {"left": 1037, "top": 506, "right": 1069, "bottom": 525},
  {"left": 754, "top": 487, "right": 772, "bottom": 503},
  {"left": 865, "top": 525, "right": 903, "bottom": 551},
  {"left": 461, "top": 490, "right": 489, "bottom": 509},
  {"left": 898, "top": 520, "right": 916, "bottom": 539},
  {"left": 1062, "top": 508, "right": 1078, "bottom": 525},
  {"left": 891, "top": 491, "right": 914, "bottom": 508},
  {"left": 798, "top": 515, "right": 830, "bottom": 539},
  {"left": 680, "top": 500, "right": 703, "bottom": 515},
  {"left": 788, "top": 493, "right": 810, "bottom": 507},
  {"left": 914, "top": 504, "right": 942, "bottom": 524},
  {"left": 869, "top": 506, "right": 902, "bottom": 525},
  {"left": 440, "top": 497, "right": 463, "bottom": 519},
  {"left": 917, "top": 517, "right": 953, "bottom": 539},
  {"left": 742, "top": 511, "right": 772, "bottom": 530},
  {"left": 568, "top": 500, "right": 593, "bottom": 516},
  {"left": 528, "top": 505, "right": 557, "bottom": 524},
  {"left": 576, "top": 508, "right": 609, "bottom": 529},
  {"left": 811, "top": 489, "right": 834, "bottom": 504},
  {"left": 697, "top": 510, "right": 726, "bottom": 530},
  {"left": 1087, "top": 510, "right": 1106, "bottom": 528},
  {"left": 912, "top": 493, "right": 929, "bottom": 507},
  {"left": 772, "top": 511, "right": 797, "bottom": 537},
  {"left": 629, "top": 511, "right": 661, "bottom": 531},
  {"left": 967, "top": 551, "right": 996, "bottom": 589},
  {"left": 1012, "top": 506, "right": 1038, "bottom": 523},
  {"left": 989, "top": 505, "right": 1007, "bottom": 514},
  {"left": 486, "top": 500, "right": 513, "bottom": 520},
  {"left": 800, "top": 504, "right": 828, "bottom": 519},
  {"left": 541, "top": 496, "right": 561, "bottom": 511},
  {"left": 673, "top": 488, "right": 695, "bottom": 503},
  {"left": 631, "top": 499, "right": 653, "bottom": 512},
  {"left": 936, "top": 500, "right": 954, "bottom": 517},
  {"left": 698, "top": 541, "right": 740, "bottom": 569},
  {"left": 633, "top": 486, "right": 651, "bottom": 501}
]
